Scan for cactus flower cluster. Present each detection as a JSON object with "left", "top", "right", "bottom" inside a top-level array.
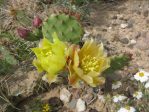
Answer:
[{"left": 32, "top": 32, "right": 110, "bottom": 87}]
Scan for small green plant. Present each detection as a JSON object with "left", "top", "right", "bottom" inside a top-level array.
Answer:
[
  {"left": 29, "top": 99, "right": 51, "bottom": 112},
  {"left": 104, "top": 54, "right": 131, "bottom": 74},
  {"left": 0, "top": 31, "right": 35, "bottom": 62},
  {"left": 42, "top": 14, "right": 84, "bottom": 43},
  {"left": 0, "top": 45, "right": 17, "bottom": 75}
]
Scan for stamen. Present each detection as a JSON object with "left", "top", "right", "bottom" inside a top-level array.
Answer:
[
  {"left": 81, "top": 55, "right": 100, "bottom": 73},
  {"left": 139, "top": 72, "right": 144, "bottom": 77}
]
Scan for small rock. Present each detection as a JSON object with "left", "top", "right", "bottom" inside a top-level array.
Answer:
[
  {"left": 120, "top": 37, "right": 129, "bottom": 44},
  {"left": 48, "top": 97, "right": 64, "bottom": 111},
  {"left": 89, "top": 108, "right": 98, "bottom": 112},
  {"left": 98, "top": 95, "right": 105, "bottom": 102},
  {"left": 83, "top": 30, "right": 90, "bottom": 39},
  {"left": 70, "top": 88, "right": 82, "bottom": 99},
  {"left": 127, "top": 19, "right": 134, "bottom": 28},
  {"left": 108, "top": 27, "right": 112, "bottom": 30},
  {"left": 111, "top": 15, "right": 117, "bottom": 19},
  {"left": 60, "top": 88, "right": 71, "bottom": 103},
  {"left": 133, "top": 32, "right": 141, "bottom": 39},
  {"left": 112, "top": 22, "right": 118, "bottom": 26},
  {"left": 120, "top": 23, "right": 128, "bottom": 29},
  {"left": 87, "top": 88, "right": 93, "bottom": 94},
  {"left": 128, "top": 39, "right": 137, "bottom": 48},
  {"left": 93, "top": 87, "right": 100, "bottom": 93},
  {"left": 76, "top": 99, "right": 86, "bottom": 112},
  {"left": 82, "top": 93, "right": 94, "bottom": 105},
  {"left": 117, "top": 14, "right": 124, "bottom": 20},
  {"left": 130, "top": 39, "right": 136, "bottom": 45},
  {"left": 143, "top": 10, "right": 148, "bottom": 17},
  {"left": 68, "top": 99, "right": 77, "bottom": 109},
  {"left": 102, "top": 28, "right": 107, "bottom": 32}
]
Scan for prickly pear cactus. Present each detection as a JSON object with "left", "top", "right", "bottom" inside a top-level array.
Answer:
[
  {"left": 0, "top": 45, "right": 17, "bottom": 75},
  {"left": 42, "top": 14, "right": 84, "bottom": 43}
]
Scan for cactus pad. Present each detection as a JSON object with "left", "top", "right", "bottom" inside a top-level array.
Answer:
[{"left": 42, "top": 14, "right": 84, "bottom": 43}]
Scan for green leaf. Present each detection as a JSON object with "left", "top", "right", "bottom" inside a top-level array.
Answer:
[{"left": 103, "top": 54, "right": 131, "bottom": 74}]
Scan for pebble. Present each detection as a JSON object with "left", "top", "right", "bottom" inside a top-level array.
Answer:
[
  {"left": 89, "top": 108, "right": 98, "bottom": 112},
  {"left": 111, "top": 15, "right": 117, "bottom": 19},
  {"left": 128, "top": 39, "right": 136, "bottom": 48},
  {"left": 83, "top": 30, "right": 90, "bottom": 38},
  {"left": 98, "top": 95, "right": 105, "bottom": 102},
  {"left": 143, "top": 10, "right": 148, "bottom": 17},
  {"left": 117, "top": 14, "right": 124, "bottom": 20},
  {"left": 70, "top": 88, "right": 82, "bottom": 99},
  {"left": 120, "top": 37, "right": 129, "bottom": 44},
  {"left": 133, "top": 32, "right": 141, "bottom": 39},
  {"left": 60, "top": 88, "right": 71, "bottom": 103},
  {"left": 76, "top": 98, "right": 86, "bottom": 112},
  {"left": 82, "top": 93, "right": 94, "bottom": 105},
  {"left": 93, "top": 87, "right": 100, "bottom": 93},
  {"left": 130, "top": 39, "right": 137, "bottom": 45},
  {"left": 120, "top": 23, "right": 128, "bottom": 29},
  {"left": 68, "top": 99, "right": 77, "bottom": 109},
  {"left": 127, "top": 19, "right": 134, "bottom": 28},
  {"left": 48, "top": 97, "right": 64, "bottom": 111}
]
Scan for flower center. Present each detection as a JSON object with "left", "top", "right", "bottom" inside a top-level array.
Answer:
[
  {"left": 139, "top": 72, "right": 144, "bottom": 77},
  {"left": 45, "top": 51, "right": 52, "bottom": 56},
  {"left": 81, "top": 55, "right": 100, "bottom": 74},
  {"left": 125, "top": 106, "right": 130, "bottom": 110},
  {"left": 42, "top": 48, "right": 53, "bottom": 57},
  {"left": 134, "top": 92, "right": 138, "bottom": 96}
]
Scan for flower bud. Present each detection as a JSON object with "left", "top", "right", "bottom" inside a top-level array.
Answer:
[
  {"left": 32, "top": 16, "right": 42, "bottom": 28},
  {"left": 17, "top": 28, "right": 30, "bottom": 39}
]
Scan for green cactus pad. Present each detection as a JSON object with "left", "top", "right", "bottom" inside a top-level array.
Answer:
[
  {"left": 0, "top": 45, "right": 17, "bottom": 75},
  {"left": 42, "top": 14, "right": 84, "bottom": 43}
]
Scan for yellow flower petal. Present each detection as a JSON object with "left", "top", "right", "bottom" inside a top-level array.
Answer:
[
  {"left": 32, "top": 32, "right": 67, "bottom": 83},
  {"left": 33, "top": 59, "right": 43, "bottom": 73},
  {"left": 68, "top": 39, "right": 110, "bottom": 87}
]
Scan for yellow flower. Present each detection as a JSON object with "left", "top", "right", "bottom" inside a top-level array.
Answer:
[
  {"left": 42, "top": 104, "right": 50, "bottom": 112},
  {"left": 31, "top": 32, "right": 67, "bottom": 83},
  {"left": 68, "top": 39, "right": 110, "bottom": 87}
]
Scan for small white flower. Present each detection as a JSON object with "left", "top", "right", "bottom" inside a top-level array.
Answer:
[
  {"left": 145, "top": 81, "right": 149, "bottom": 88},
  {"left": 133, "top": 91, "right": 143, "bottom": 99},
  {"left": 134, "top": 70, "right": 149, "bottom": 83},
  {"left": 112, "top": 81, "right": 122, "bottom": 90},
  {"left": 118, "top": 106, "right": 136, "bottom": 112},
  {"left": 113, "top": 95, "right": 127, "bottom": 103},
  {"left": 98, "top": 95, "right": 105, "bottom": 102}
]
